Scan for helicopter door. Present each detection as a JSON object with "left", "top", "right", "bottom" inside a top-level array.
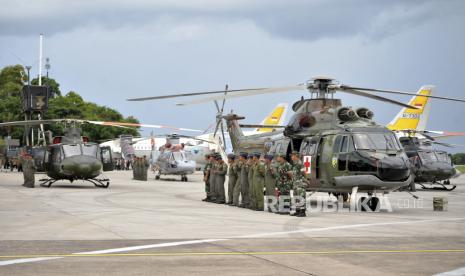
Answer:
[{"left": 100, "top": 146, "right": 114, "bottom": 171}]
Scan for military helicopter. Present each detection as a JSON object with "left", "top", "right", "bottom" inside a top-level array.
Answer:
[
  {"left": 128, "top": 76, "right": 465, "bottom": 211},
  {"left": 150, "top": 134, "right": 215, "bottom": 181},
  {"left": 0, "top": 119, "right": 202, "bottom": 188},
  {"left": 396, "top": 131, "right": 462, "bottom": 191}
]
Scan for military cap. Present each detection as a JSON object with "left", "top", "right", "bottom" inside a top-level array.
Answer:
[
  {"left": 264, "top": 154, "right": 274, "bottom": 160},
  {"left": 240, "top": 152, "right": 248, "bottom": 158},
  {"left": 214, "top": 154, "right": 222, "bottom": 160},
  {"left": 291, "top": 150, "right": 300, "bottom": 156},
  {"left": 227, "top": 153, "right": 236, "bottom": 160},
  {"left": 276, "top": 153, "right": 286, "bottom": 158}
]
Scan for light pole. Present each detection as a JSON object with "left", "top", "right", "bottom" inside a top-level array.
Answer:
[{"left": 25, "top": 66, "right": 32, "bottom": 85}]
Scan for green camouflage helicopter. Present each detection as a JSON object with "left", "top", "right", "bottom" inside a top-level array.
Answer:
[
  {"left": 128, "top": 76, "right": 465, "bottom": 211},
  {"left": 0, "top": 119, "right": 200, "bottom": 188}
]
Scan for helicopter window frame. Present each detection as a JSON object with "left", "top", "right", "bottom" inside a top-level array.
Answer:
[
  {"left": 333, "top": 136, "right": 342, "bottom": 153},
  {"left": 62, "top": 144, "right": 82, "bottom": 157},
  {"left": 340, "top": 136, "right": 348, "bottom": 152},
  {"left": 82, "top": 144, "right": 98, "bottom": 157},
  {"left": 353, "top": 132, "right": 402, "bottom": 151},
  {"left": 51, "top": 146, "right": 63, "bottom": 162}
]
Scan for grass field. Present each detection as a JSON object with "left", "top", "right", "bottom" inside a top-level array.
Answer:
[{"left": 456, "top": 165, "right": 465, "bottom": 173}]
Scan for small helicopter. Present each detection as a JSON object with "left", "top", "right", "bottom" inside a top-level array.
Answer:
[
  {"left": 0, "top": 119, "right": 202, "bottom": 188},
  {"left": 128, "top": 76, "right": 465, "bottom": 211},
  {"left": 0, "top": 119, "right": 116, "bottom": 188},
  {"left": 150, "top": 134, "right": 215, "bottom": 181}
]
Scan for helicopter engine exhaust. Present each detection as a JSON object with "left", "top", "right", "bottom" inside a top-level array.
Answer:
[
  {"left": 356, "top": 108, "right": 374, "bottom": 119},
  {"left": 338, "top": 107, "right": 358, "bottom": 121}
]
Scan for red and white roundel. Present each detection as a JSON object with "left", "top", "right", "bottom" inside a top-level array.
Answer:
[{"left": 303, "top": 155, "right": 312, "bottom": 174}]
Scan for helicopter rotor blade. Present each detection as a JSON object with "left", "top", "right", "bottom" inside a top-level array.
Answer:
[
  {"left": 176, "top": 85, "right": 305, "bottom": 106},
  {"left": 339, "top": 89, "right": 419, "bottom": 109},
  {"left": 128, "top": 87, "right": 269, "bottom": 102},
  {"left": 214, "top": 100, "right": 220, "bottom": 113},
  {"left": 220, "top": 121, "right": 227, "bottom": 150},
  {"left": 88, "top": 121, "right": 202, "bottom": 133},
  {"left": 339, "top": 85, "right": 465, "bottom": 104},
  {"left": 221, "top": 84, "right": 228, "bottom": 113}
]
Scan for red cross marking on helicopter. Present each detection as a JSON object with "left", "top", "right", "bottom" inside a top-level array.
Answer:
[{"left": 303, "top": 155, "right": 312, "bottom": 174}]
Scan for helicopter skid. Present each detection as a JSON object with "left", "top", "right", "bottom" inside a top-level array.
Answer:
[
  {"left": 418, "top": 182, "right": 456, "bottom": 191},
  {"left": 38, "top": 178, "right": 110, "bottom": 188}
]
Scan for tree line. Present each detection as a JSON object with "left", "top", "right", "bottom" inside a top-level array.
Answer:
[{"left": 0, "top": 64, "right": 140, "bottom": 143}]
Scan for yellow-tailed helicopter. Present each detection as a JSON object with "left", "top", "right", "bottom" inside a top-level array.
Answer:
[{"left": 128, "top": 76, "right": 465, "bottom": 211}]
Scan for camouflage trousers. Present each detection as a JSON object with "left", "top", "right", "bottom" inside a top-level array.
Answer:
[{"left": 292, "top": 180, "right": 307, "bottom": 211}]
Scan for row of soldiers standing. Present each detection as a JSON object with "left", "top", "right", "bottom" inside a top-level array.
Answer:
[
  {"left": 202, "top": 151, "right": 307, "bottom": 217},
  {"left": 132, "top": 156, "right": 150, "bottom": 181}
]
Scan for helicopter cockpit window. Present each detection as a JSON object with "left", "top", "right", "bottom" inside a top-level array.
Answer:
[
  {"left": 172, "top": 151, "right": 185, "bottom": 161},
  {"left": 82, "top": 144, "right": 98, "bottom": 157},
  {"left": 418, "top": 151, "right": 438, "bottom": 162},
  {"left": 353, "top": 133, "right": 401, "bottom": 151},
  {"left": 436, "top": 152, "right": 451, "bottom": 163},
  {"left": 63, "top": 144, "right": 81, "bottom": 157}
]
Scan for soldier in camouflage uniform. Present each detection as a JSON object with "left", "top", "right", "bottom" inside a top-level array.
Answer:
[
  {"left": 247, "top": 154, "right": 255, "bottom": 209},
  {"left": 291, "top": 151, "right": 307, "bottom": 217},
  {"left": 275, "top": 154, "right": 292, "bottom": 214},
  {"left": 264, "top": 154, "right": 277, "bottom": 212},
  {"left": 202, "top": 154, "right": 212, "bottom": 202},
  {"left": 208, "top": 155, "right": 217, "bottom": 202},
  {"left": 226, "top": 154, "right": 238, "bottom": 205},
  {"left": 22, "top": 153, "right": 36, "bottom": 188},
  {"left": 237, "top": 152, "right": 249, "bottom": 208},
  {"left": 251, "top": 152, "right": 265, "bottom": 211},
  {"left": 214, "top": 154, "right": 228, "bottom": 204},
  {"left": 141, "top": 155, "right": 150, "bottom": 181}
]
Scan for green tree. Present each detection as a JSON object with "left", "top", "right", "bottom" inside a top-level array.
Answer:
[
  {"left": 0, "top": 64, "right": 140, "bottom": 143},
  {"left": 451, "top": 153, "right": 465, "bottom": 165},
  {"left": 31, "top": 76, "right": 61, "bottom": 96}
]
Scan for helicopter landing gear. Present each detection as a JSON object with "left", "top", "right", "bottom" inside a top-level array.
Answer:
[
  {"left": 39, "top": 178, "right": 58, "bottom": 188},
  {"left": 87, "top": 178, "right": 110, "bottom": 188},
  {"left": 181, "top": 175, "right": 188, "bottom": 182},
  {"left": 418, "top": 181, "right": 456, "bottom": 191},
  {"left": 155, "top": 175, "right": 160, "bottom": 180}
]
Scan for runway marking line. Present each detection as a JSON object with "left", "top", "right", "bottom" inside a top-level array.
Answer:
[
  {"left": 1, "top": 217, "right": 464, "bottom": 266},
  {"left": 0, "top": 249, "right": 465, "bottom": 259}
]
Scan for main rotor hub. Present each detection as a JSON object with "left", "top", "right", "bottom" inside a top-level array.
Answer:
[{"left": 307, "top": 76, "right": 337, "bottom": 98}]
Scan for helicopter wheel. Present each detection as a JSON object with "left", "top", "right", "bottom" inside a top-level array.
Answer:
[{"left": 155, "top": 175, "right": 160, "bottom": 180}]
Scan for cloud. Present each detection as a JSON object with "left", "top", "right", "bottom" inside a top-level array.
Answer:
[{"left": 2, "top": 0, "right": 464, "bottom": 41}]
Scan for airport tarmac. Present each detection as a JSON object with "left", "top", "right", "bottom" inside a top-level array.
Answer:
[{"left": 0, "top": 171, "right": 464, "bottom": 275}]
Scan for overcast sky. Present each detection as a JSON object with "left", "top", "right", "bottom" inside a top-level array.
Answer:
[{"left": 1, "top": 0, "right": 465, "bottom": 150}]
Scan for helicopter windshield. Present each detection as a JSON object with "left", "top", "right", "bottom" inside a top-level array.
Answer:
[
  {"left": 62, "top": 144, "right": 81, "bottom": 157},
  {"left": 435, "top": 152, "right": 450, "bottom": 163},
  {"left": 353, "top": 133, "right": 401, "bottom": 151},
  {"left": 82, "top": 144, "right": 98, "bottom": 157},
  {"left": 172, "top": 151, "right": 185, "bottom": 161},
  {"left": 418, "top": 151, "right": 438, "bottom": 162}
]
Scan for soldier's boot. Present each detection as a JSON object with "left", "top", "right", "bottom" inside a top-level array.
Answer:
[{"left": 296, "top": 209, "right": 306, "bottom": 217}]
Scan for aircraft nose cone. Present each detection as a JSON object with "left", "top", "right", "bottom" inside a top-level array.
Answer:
[{"left": 378, "top": 156, "right": 410, "bottom": 181}]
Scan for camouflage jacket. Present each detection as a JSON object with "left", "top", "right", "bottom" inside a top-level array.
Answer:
[{"left": 276, "top": 161, "right": 292, "bottom": 191}]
